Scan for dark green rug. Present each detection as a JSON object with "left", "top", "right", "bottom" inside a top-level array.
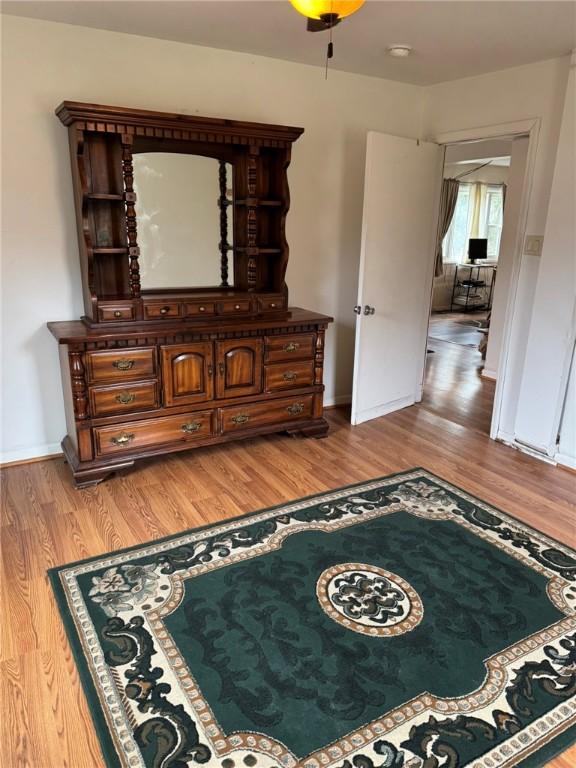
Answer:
[{"left": 50, "top": 469, "right": 576, "bottom": 768}]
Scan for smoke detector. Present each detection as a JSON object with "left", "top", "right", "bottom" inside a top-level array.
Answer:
[{"left": 387, "top": 45, "right": 413, "bottom": 58}]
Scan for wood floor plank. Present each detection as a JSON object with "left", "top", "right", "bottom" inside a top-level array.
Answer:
[{"left": 0, "top": 340, "right": 574, "bottom": 766}]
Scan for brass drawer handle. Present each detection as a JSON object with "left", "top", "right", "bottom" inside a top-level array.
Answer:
[
  {"left": 115, "top": 391, "right": 136, "bottom": 405},
  {"left": 286, "top": 403, "right": 304, "bottom": 416},
  {"left": 181, "top": 421, "right": 202, "bottom": 434},
  {"left": 231, "top": 413, "right": 250, "bottom": 425},
  {"left": 283, "top": 371, "right": 297, "bottom": 381},
  {"left": 218, "top": 362, "right": 225, "bottom": 376},
  {"left": 113, "top": 310, "right": 123, "bottom": 318},
  {"left": 283, "top": 342, "right": 300, "bottom": 353},
  {"left": 160, "top": 306, "right": 171, "bottom": 315},
  {"left": 269, "top": 303, "right": 277, "bottom": 308},
  {"left": 110, "top": 432, "right": 135, "bottom": 446},
  {"left": 112, "top": 358, "right": 135, "bottom": 371},
  {"left": 199, "top": 306, "right": 206, "bottom": 312}
]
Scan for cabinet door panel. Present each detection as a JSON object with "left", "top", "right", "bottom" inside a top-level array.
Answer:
[
  {"left": 215, "top": 339, "right": 263, "bottom": 399},
  {"left": 161, "top": 343, "right": 214, "bottom": 406}
]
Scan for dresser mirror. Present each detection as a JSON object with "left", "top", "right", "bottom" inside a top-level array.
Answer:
[{"left": 133, "top": 153, "right": 234, "bottom": 289}]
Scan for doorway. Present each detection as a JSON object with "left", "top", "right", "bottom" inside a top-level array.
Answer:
[
  {"left": 351, "top": 121, "right": 535, "bottom": 438},
  {"left": 421, "top": 138, "right": 514, "bottom": 434}
]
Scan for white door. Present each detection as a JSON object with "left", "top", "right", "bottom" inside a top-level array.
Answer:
[{"left": 351, "top": 132, "right": 444, "bottom": 425}]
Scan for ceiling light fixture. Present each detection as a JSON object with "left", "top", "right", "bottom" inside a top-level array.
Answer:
[
  {"left": 290, "top": 1, "right": 366, "bottom": 78},
  {"left": 387, "top": 45, "right": 413, "bottom": 58}
]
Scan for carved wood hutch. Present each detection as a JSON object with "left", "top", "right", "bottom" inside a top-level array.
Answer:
[{"left": 48, "top": 102, "right": 332, "bottom": 487}]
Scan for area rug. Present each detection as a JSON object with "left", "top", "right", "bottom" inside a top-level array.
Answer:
[{"left": 49, "top": 469, "right": 576, "bottom": 768}]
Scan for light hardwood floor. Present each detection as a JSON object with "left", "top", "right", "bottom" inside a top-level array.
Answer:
[
  {"left": 1, "top": 341, "right": 575, "bottom": 767},
  {"left": 423, "top": 333, "right": 495, "bottom": 434}
]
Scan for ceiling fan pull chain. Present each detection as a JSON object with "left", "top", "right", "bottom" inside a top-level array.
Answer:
[{"left": 325, "top": 26, "right": 334, "bottom": 79}]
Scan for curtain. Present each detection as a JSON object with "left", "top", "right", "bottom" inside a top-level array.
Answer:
[
  {"left": 470, "top": 182, "right": 488, "bottom": 238},
  {"left": 435, "top": 178, "right": 460, "bottom": 277}
]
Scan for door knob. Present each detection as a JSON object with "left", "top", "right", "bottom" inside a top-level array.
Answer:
[
  {"left": 353, "top": 305, "right": 362, "bottom": 315},
  {"left": 363, "top": 305, "right": 375, "bottom": 315}
]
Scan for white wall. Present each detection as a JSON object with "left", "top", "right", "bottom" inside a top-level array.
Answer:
[
  {"left": 514, "top": 54, "right": 575, "bottom": 461},
  {"left": 422, "top": 56, "right": 571, "bottom": 443},
  {"left": 0, "top": 15, "right": 423, "bottom": 461}
]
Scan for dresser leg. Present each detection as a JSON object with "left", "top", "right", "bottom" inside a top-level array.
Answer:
[
  {"left": 286, "top": 418, "right": 329, "bottom": 439},
  {"left": 61, "top": 435, "right": 133, "bottom": 489},
  {"left": 73, "top": 471, "right": 113, "bottom": 489}
]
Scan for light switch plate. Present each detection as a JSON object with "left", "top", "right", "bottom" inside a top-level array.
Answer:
[{"left": 524, "top": 235, "right": 544, "bottom": 257}]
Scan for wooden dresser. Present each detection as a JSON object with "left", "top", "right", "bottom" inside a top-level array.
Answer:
[{"left": 48, "top": 102, "right": 332, "bottom": 487}]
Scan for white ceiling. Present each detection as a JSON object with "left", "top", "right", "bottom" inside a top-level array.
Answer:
[
  {"left": 2, "top": 1, "right": 575, "bottom": 85},
  {"left": 445, "top": 139, "right": 513, "bottom": 164},
  {"left": 452, "top": 157, "right": 511, "bottom": 166}
]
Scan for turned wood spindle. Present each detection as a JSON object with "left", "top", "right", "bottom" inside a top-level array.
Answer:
[
  {"left": 246, "top": 147, "right": 259, "bottom": 289},
  {"left": 218, "top": 160, "right": 230, "bottom": 288},
  {"left": 69, "top": 351, "right": 88, "bottom": 419},
  {"left": 121, "top": 135, "right": 141, "bottom": 299}
]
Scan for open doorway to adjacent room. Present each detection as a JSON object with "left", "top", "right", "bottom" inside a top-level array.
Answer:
[{"left": 422, "top": 136, "right": 525, "bottom": 434}]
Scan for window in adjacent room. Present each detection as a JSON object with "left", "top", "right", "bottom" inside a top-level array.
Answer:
[{"left": 443, "top": 182, "right": 505, "bottom": 264}]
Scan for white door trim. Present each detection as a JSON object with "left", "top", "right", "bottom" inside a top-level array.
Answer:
[{"left": 427, "top": 118, "right": 541, "bottom": 442}]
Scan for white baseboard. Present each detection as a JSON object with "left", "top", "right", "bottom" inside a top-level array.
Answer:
[
  {"left": 495, "top": 432, "right": 557, "bottom": 465},
  {"left": 351, "top": 395, "right": 415, "bottom": 426},
  {"left": 324, "top": 394, "right": 352, "bottom": 408},
  {"left": 0, "top": 442, "right": 62, "bottom": 467},
  {"left": 495, "top": 429, "right": 516, "bottom": 445},
  {"left": 481, "top": 368, "right": 497, "bottom": 381},
  {"left": 555, "top": 451, "right": 576, "bottom": 471}
]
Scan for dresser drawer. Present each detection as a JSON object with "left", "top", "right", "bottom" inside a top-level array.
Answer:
[
  {"left": 183, "top": 302, "right": 216, "bottom": 317},
  {"left": 97, "top": 304, "right": 135, "bottom": 322},
  {"left": 220, "top": 394, "right": 313, "bottom": 434},
  {"left": 264, "top": 333, "right": 316, "bottom": 363},
  {"left": 85, "top": 347, "right": 156, "bottom": 383},
  {"left": 257, "top": 295, "right": 286, "bottom": 312},
  {"left": 89, "top": 380, "right": 159, "bottom": 417},
  {"left": 264, "top": 361, "right": 315, "bottom": 392},
  {"left": 143, "top": 302, "right": 180, "bottom": 319},
  {"left": 219, "top": 299, "right": 251, "bottom": 314},
  {"left": 94, "top": 410, "right": 213, "bottom": 456}
]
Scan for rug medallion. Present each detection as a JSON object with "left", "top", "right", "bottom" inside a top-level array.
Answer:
[{"left": 50, "top": 469, "right": 576, "bottom": 768}]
